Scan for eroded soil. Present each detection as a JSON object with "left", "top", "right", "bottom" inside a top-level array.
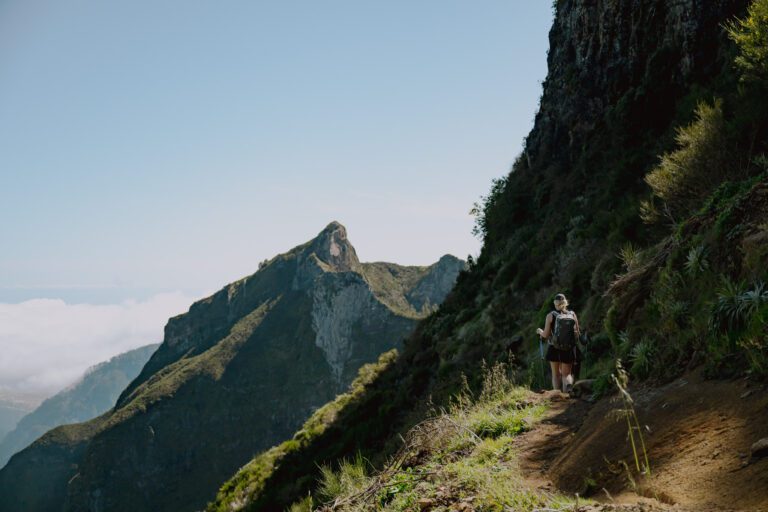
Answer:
[{"left": 515, "top": 371, "right": 768, "bottom": 512}]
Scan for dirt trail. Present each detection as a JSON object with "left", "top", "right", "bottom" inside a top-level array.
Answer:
[{"left": 515, "top": 371, "right": 768, "bottom": 512}]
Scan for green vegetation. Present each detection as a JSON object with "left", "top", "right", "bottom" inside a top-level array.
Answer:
[
  {"left": 211, "top": 2, "right": 768, "bottom": 510},
  {"left": 728, "top": 0, "right": 768, "bottom": 82},
  {"left": 0, "top": 221, "right": 467, "bottom": 512},
  {"left": 0, "top": 344, "right": 158, "bottom": 468},
  {"left": 359, "top": 262, "right": 433, "bottom": 318},
  {"left": 643, "top": 100, "right": 730, "bottom": 223},
  {"left": 603, "top": 0, "right": 768, "bottom": 382},
  {"left": 208, "top": 350, "right": 399, "bottom": 512},
  {"left": 611, "top": 361, "right": 651, "bottom": 479},
  {"left": 287, "top": 363, "right": 577, "bottom": 512}
]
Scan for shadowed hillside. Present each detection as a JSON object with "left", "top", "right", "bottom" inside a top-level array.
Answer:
[
  {"left": 210, "top": 0, "right": 768, "bottom": 510},
  {"left": 0, "top": 222, "right": 464, "bottom": 512},
  {"left": 0, "top": 344, "right": 159, "bottom": 469}
]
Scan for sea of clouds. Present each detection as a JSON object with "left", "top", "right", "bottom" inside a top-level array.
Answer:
[{"left": 0, "top": 292, "right": 196, "bottom": 397}]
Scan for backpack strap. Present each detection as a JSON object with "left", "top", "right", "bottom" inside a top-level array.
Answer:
[{"left": 548, "top": 310, "right": 559, "bottom": 344}]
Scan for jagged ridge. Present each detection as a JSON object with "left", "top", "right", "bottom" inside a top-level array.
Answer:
[{"left": 0, "top": 222, "right": 464, "bottom": 512}]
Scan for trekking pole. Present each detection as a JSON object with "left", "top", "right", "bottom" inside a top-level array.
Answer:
[{"left": 538, "top": 336, "right": 546, "bottom": 389}]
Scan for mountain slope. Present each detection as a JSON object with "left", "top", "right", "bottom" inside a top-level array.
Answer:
[
  {"left": 0, "top": 222, "right": 464, "bottom": 512},
  {"left": 0, "top": 344, "right": 159, "bottom": 469},
  {"left": 210, "top": 1, "right": 768, "bottom": 510},
  {"left": 0, "top": 391, "right": 43, "bottom": 444}
]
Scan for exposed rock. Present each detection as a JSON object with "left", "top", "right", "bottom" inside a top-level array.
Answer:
[
  {"left": 526, "top": 0, "right": 744, "bottom": 171},
  {"left": 311, "top": 273, "right": 376, "bottom": 385},
  {"left": 751, "top": 437, "right": 768, "bottom": 459},
  {"left": 418, "top": 497, "right": 435, "bottom": 510},
  {"left": 201, "top": 1, "right": 754, "bottom": 510},
  {"left": 504, "top": 335, "right": 524, "bottom": 353},
  {"left": 406, "top": 255, "right": 467, "bottom": 312},
  {"left": 0, "top": 223, "right": 464, "bottom": 512},
  {"left": 571, "top": 379, "right": 596, "bottom": 398}
]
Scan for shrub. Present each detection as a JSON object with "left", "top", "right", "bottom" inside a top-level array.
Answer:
[
  {"left": 470, "top": 176, "right": 509, "bottom": 241},
  {"left": 317, "top": 454, "right": 369, "bottom": 504},
  {"left": 727, "top": 0, "right": 768, "bottom": 83},
  {"left": 619, "top": 243, "right": 642, "bottom": 271},
  {"left": 644, "top": 100, "right": 729, "bottom": 222}
]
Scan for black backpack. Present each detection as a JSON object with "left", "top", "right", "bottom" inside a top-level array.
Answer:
[{"left": 549, "top": 310, "right": 577, "bottom": 350}]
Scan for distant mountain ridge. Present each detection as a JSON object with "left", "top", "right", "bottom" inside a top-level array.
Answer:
[
  {"left": 0, "top": 391, "right": 43, "bottom": 445},
  {"left": 0, "top": 222, "right": 465, "bottom": 512},
  {"left": 0, "top": 344, "right": 159, "bottom": 469}
]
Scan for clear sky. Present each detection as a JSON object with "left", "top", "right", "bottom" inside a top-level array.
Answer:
[{"left": 0, "top": 1, "right": 552, "bottom": 393}]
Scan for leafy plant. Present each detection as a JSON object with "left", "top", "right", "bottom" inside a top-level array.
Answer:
[
  {"left": 710, "top": 277, "right": 752, "bottom": 334},
  {"left": 727, "top": 0, "right": 768, "bottom": 82},
  {"left": 470, "top": 176, "right": 509, "bottom": 241},
  {"left": 684, "top": 245, "right": 709, "bottom": 276},
  {"left": 614, "top": 330, "right": 633, "bottom": 360},
  {"left": 708, "top": 279, "right": 768, "bottom": 376},
  {"left": 644, "top": 100, "right": 729, "bottom": 222},
  {"left": 629, "top": 338, "right": 655, "bottom": 378}
]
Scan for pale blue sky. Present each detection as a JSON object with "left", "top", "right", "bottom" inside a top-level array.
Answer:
[{"left": 0, "top": 1, "right": 552, "bottom": 304}]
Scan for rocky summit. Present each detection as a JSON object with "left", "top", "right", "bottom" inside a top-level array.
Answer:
[{"left": 0, "top": 222, "right": 464, "bottom": 512}]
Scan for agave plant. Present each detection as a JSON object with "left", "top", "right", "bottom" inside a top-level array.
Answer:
[
  {"left": 710, "top": 279, "right": 768, "bottom": 335},
  {"left": 629, "top": 338, "right": 655, "bottom": 378},
  {"left": 684, "top": 245, "right": 709, "bottom": 276}
]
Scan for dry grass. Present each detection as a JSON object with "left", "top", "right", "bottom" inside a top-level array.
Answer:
[{"left": 301, "top": 363, "right": 583, "bottom": 512}]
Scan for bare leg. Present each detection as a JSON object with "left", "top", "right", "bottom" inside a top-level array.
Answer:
[
  {"left": 560, "top": 363, "right": 573, "bottom": 392},
  {"left": 550, "top": 362, "right": 561, "bottom": 390}
]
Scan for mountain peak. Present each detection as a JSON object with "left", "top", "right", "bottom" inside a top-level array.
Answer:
[{"left": 309, "top": 221, "right": 359, "bottom": 271}]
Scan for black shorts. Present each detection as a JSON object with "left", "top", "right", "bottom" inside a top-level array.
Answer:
[{"left": 546, "top": 345, "right": 575, "bottom": 363}]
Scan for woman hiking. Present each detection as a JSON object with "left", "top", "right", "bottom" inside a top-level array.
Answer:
[{"left": 536, "top": 293, "right": 580, "bottom": 393}]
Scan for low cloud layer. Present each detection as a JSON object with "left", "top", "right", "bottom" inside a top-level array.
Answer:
[{"left": 0, "top": 292, "right": 196, "bottom": 396}]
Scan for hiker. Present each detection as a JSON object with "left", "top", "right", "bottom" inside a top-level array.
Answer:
[{"left": 536, "top": 293, "right": 580, "bottom": 393}]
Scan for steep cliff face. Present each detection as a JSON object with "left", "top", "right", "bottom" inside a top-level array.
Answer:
[
  {"left": 209, "top": 2, "right": 755, "bottom": 510},
  {"left": 478, "top": 0, "right": 747, "bottom": 324},
  {"left": 0, "top": 222, "right": 464, "bottom": 512},
  {"left": 527, "top": 0, "right": 738, "bottom": 168},
  {"left": 0, "top": 344, "right": 159, "bottom": 470}
]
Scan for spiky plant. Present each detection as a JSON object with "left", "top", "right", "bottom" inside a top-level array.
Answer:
[
  {"left": 619, "top": 243, "right": 641, "bottom": 271},
  {"left": 629, "top": 338, "right": 655, "bottom": 378},
  {"left": 684, "top": 245, "right": 709, "bottom": 276},
  {"left": 710, "top": 279, "right": 768, "bottom": 334}
]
